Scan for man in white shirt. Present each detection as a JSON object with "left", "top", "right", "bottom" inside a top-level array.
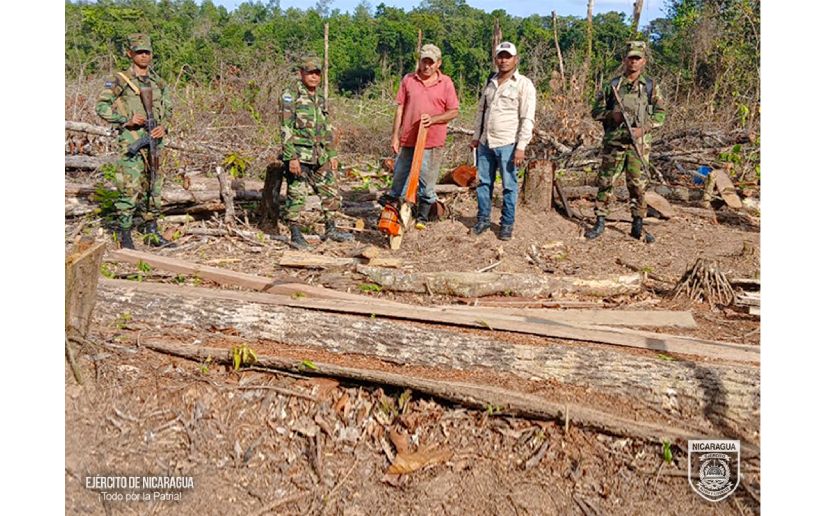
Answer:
[{"left": 470, "top": 41, "right": 536, "bottom": 240}]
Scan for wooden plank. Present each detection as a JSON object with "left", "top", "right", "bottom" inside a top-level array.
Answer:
[
  {"left": 712, "top": 169, "right": 743, "bottom": 209},
  {"left": 645, "top": 191, "right": 676, "bottom": 219},
  {"left": 108, "top": 249, "right": 370, "bottom": 303},
  {"left": 101, "top": 279, "right": 758, "bottom": 363},
  {"left": 441, "top": 306, "right": 697, "bottom": 328}
]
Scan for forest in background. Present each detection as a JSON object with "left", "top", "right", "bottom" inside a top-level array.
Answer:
[{"left": 65, "top": 0, "right": 760, "bottom": 179}]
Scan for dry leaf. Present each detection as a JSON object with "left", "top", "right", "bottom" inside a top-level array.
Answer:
[
  {"left": 387, "top": 445, "right": 453, "bottom": 475},
  {"left": 388, "top": 429, "right": 409, "bottom": 454}
]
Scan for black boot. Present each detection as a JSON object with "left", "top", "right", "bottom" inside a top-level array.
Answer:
[
  {"left": 631, "top": 216, "right": 655, "bottom": 243},
  {"left": 585, "top": 216, "right": 605, "bottom": 240},
  {"left": 290, "top": 224, "right": 310, "bottom": 249},
  {"left": 116, "top": 228, "right": 135, "bottom": 249},
  {"left": 142, "top": 220, "right": 172, "bottom": 247},
  {"left": 472, "top": 219, "right": 491, "bottom": 235},
  {"left": 324, "top": 220, "right": 354, "bottom": 242}
]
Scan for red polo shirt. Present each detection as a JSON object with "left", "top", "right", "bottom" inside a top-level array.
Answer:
[{"left": 396, "top": 71, "right": 459, "bottom": 149}]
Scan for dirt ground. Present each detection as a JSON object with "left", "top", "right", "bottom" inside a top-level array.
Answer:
[{"left": 65, "top": 167, "right": 760, "bottom": 515}]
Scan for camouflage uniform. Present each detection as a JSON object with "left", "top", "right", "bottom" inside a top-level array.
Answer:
[
  {"left": 591, "top": 43, "right": 665, "bottom": 219},
  {"left": 95, "top": 34, "right": 171, "bottom": 231},
  {"left": 279, "top": 61, "right": 342, "bottom": 225}
]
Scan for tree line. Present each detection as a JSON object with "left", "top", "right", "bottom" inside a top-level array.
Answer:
[{"left": 66, "top": 0, "right": 760, "bottom": 109}]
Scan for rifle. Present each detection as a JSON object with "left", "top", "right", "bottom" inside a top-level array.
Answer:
[
  {"left": 610, "top": 82, "right": 664, "bottom": 183},
  {"left": 139, "top": 87, "right": 160, "bottom": 209}
]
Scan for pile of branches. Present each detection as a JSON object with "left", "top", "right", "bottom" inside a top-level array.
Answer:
[{"left": 671, "top": 258, "right": 736, "bottom": 306}]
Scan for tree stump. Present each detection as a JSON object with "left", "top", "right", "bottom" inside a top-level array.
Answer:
[
  {"left": 521, "top": 160, "right": 555, "bottom": 211},
  {"left": 65, "top": 239, "right": 106, "bottom": 384},
  {"left": 260, "top": 161, "right": 285, "bottom": 229}
]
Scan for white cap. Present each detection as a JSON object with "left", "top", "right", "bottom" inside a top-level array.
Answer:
[{"left": 495, "top": 41, "right": 517, "bottom": 56}]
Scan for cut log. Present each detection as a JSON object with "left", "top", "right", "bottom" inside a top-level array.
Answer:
[
  {"left": 99, "top": 280, "right": 759, "bottom": 443},
  {"left": 713, "top": 169, "right": 743, "bottom": 209},
  {"left": 99, "top": 276, "right": 758, "bottom": 363},
  {"left": 522, "top": 160, "right": 555, "bottom": 211},
  {"left": 356, "top": 265, "right": 642, "bottom": 298},
  {"left": 65, "top": 154, "right": 117, "bottom": 170},
  {"left": 562, "top": 185, "right": 705, "bottom": 204}
]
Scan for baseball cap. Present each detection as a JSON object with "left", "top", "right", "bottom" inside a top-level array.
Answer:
[
  {"left": 420, "top": 44, "right": 442, "bottom": 61},
  {"left": 495, "top": 41, "right": 517, "bottom": 56}
]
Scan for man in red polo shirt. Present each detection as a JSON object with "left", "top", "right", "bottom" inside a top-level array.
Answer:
[{"left": 384, "top": 44, "right": 459, "bottom": 228}]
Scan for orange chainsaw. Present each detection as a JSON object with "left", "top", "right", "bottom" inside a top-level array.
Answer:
[{"left": 378, "top": 121, "right": 429, "bottom": 250}]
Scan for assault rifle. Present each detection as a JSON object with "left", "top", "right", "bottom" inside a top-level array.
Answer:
[
  {"left": 138, "top": 87, "right": 160, "bottom": 208},
  {"left": 610, "top": 82, "right": 664, "bottom": 183}
]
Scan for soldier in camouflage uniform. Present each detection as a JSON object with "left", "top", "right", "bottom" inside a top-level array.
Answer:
[
  {"left": 280, "top": 56, "right": 353, "bottom": 248},
  {"left": 95, "top": 33, "right": 172, "bottom": 249},
  {"left": 586, "top": 41, "right": 665, "bottom": 243}
]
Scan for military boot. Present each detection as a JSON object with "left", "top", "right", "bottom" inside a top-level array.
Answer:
[
  {"left": 142, "top": 220, "right": 172, "bottom": 247},
  {"left": 117, "top": 228, "right": 135, "bottom": 250},
  {"left": 290, "top": 224, "right": 310, "bottom": 249},
  {"left": 631, "top": 216, "right": 655, "bottom": 243},
  {"left": 584, "top": 216, "right": 605, "bottom": 240},
  {"left": 324, "top": 220, "right": 354, "bottom": 242}
]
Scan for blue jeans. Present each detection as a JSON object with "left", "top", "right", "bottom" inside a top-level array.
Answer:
[
  {"left": 389, "top": 146, "right": 442, "bottom": 205},
  {"left": 475, "top": 142, "right": 518, "bottom": 226}
]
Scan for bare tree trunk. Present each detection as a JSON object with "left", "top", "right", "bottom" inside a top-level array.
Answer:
[
  {"left": 631, "top": 0, "right": 644, "bottom": 36},
  {"left": 492, "top": 18, "right": 502, "bottom": 70},
  {"left": 323, "top": 22, "right": 329, "bottom": 102},
  {"left": 551, "top": 11, "right": 566, "bottom": 85},
  {"left": 416, "top": 28, "right": 422, "bottom": 56},
  {"left": 586, "top": 0, "right": 594, "bottom": 97},
  {"left": 215, "top": 166, "right": 236, "bottom": 226}
]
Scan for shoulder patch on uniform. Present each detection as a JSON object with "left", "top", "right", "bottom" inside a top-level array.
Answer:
[
  {"left": 282, "top": 93, "right": 293, "bottom": 104},
  {"left": 104, "top": 79, "right": 115, "bottom": 88}
]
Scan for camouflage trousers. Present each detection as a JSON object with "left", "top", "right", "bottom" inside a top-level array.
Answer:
[
  {"left": 112, "top": 145, "right": 163, "bottom": 230},
  {"left": 283, "top": 162, "right": 342, "bottom": 224},
  {"left": 594, "top": 143, "right": 649, "bottom": 218}
]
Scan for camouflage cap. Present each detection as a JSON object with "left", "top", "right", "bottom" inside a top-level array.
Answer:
[
  {"left": 625, "top": 41, "right": 647, "bottom": 58},
  {"left": 300, "top": 56, "right": 322, "bottom": 72},
  {"left": 420, "top": 44, "right": 442, "bottom": 61},
  {"left": 127, "top": 33, "right": 152, "bottom": 52}
]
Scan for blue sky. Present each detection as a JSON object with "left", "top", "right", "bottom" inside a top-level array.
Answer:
[{"left": 211, "top": 0, "right": 669, "bottom": 26}]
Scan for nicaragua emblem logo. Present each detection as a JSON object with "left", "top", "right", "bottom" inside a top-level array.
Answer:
[{"left": 688, "top": 440, "right": 740, "bottom": 502}]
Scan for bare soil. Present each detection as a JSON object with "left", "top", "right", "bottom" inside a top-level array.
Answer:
[{"left": 65, "top": 166, "right": 760, "bottom": 515}]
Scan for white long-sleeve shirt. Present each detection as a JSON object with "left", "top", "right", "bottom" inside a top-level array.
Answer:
[{"left": 472, "top": 70, "right": 536, "bottom": 150}]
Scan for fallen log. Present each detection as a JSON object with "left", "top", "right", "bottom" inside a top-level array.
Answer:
[
  {"left": 356, "top": 265, "right": 642, "bottom": 298},
  {"left": 560, "top": 185, "right": 705, "bottom": 204},
  {"left": 142, "top": 338, "right": 733, "bottom": 448},
  {"left": 98, "top": 281, "right": 759, "bottom": 443},
  {"left": 65, "top": 120, "right": 227, "bottom": 156},
  {"left": 65, "top": 180, "right": 263, "bottom": 218},
  {"left": 65, "top": 154, "right": 117, "bottom": 170}
]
